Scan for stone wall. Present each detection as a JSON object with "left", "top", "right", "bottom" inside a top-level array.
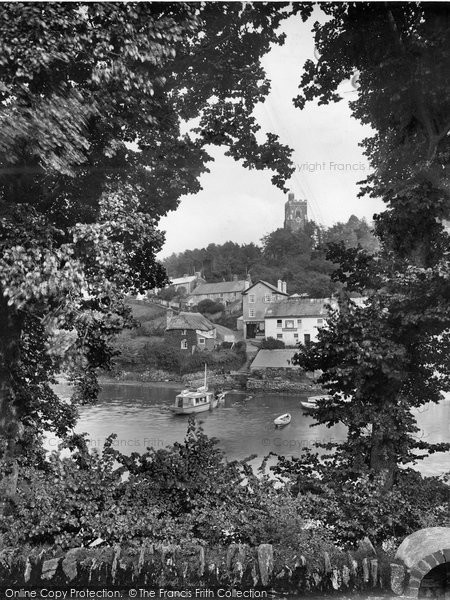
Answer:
[
  {"left": 0, "top": 541, "right": 408, "bottom": 595},
  {"left": 247, "top": 377, "right": 318, "bottom": 393}
]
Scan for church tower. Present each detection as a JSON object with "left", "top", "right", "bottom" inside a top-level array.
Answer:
[{"left": 284, "top": 192, "right": 307, "bottom": 232}]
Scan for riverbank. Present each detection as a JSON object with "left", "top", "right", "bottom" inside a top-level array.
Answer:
[
  {"left": 99, "top": 368, "right": 238, "bottom": 389},
  {"left": 99, "top": 368, "right": 322, "bottom": 394}
]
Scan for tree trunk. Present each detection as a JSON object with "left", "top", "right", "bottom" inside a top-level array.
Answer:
[
  {"left": 0, "top": 293, "right": 23, "bottom": 515},
  {"left": 370, "top": 422, "right": 396, "bottom": 490}
]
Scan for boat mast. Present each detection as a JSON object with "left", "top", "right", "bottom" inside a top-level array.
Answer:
[{"left": 204, "top": 363, "right": 207, "bottom": 389}]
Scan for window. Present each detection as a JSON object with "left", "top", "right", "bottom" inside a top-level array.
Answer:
[
  {"left": 317, "top": 318, "right": 323, "bottom": 325},
  {"left": 249, "top": 308, "right": 255, "bottom": 317},
  {"left": 271, "top": 294, "right": 277, "bottom": 302},
  {"left": 198, "top": 337, "right": 205, "bottom": 346},
  {"left": 294, "top": 333, "right": 298, "bottom": 339},
  {"left": 297, "top": 319, "right": 302, "bottom": 327},
  {"left": 181, "top": 339, "right": 188, "bottom": 350},
  {"left": 181, "top": 329, "right": 187, "bottom": 336},
  {"left": 277, "top": 334, "right": 283, "bottom": 339},
  {"left": 304, "top": 334, "right": 311, "bottom": 345},
  {"left": 276, "top": 319, "right": 282, "bottom": 328},
  {"left": 249, "top": 294, "right": 255, "bottom": 304},
  {"left": 285, "top": 320, "right": 294, "bottom": 329},
  {"left": 264, "top": 293, "right": 271, "bottom": 302}
]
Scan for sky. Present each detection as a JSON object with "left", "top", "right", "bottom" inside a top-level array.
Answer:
[{"left": 157, "top": 7, "right": 385, "bottom": 259}]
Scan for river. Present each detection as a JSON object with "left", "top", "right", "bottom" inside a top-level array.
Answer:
[{"left": 48, "top": 381, "right": 450, "bottom": 477}]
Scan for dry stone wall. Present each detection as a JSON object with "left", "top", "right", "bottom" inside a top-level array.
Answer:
[{"left": 0, "top": 542, "right": 408, "bottom": 595}]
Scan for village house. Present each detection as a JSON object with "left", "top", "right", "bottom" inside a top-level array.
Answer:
[
  {"left": 165, "top": 311, "right": 217, "bottom": 352},
  {"left": 186, "top": 276, "right": 251, "bottom": 307},
  {"left": 241, "top": 280, "right": 289, "bottom": 339},
  {"left": 169, "top": 272, "right": 205, "bottom": 295},
  {"left": 264, "top": 297, "right": 337, "bottom": 346}
]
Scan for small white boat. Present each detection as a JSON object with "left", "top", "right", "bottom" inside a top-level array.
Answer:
[
  {"left": 274, "top": 413, "right": 291, "bottom": 427},
  {"left": 170, "top": 365, "right": 221, "bottom": 415}
]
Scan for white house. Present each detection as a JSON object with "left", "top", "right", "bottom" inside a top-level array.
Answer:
[{"left": 264, "top": 297, "right": 337, "bottom": 346}]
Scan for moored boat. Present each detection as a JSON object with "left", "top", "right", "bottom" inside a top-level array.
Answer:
[
  {"left": 170, "top": 365, "right": 222, "bottom": 415},
  {"left": 274, "top": 413, "right": 291, "bottom": 427},
  {"left": 171, "top": 386, "right": 217, "bottom": 414}
]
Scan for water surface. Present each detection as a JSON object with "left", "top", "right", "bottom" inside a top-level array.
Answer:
[{"left": 49, "top": 382, "right": 450, "bottom": 477}]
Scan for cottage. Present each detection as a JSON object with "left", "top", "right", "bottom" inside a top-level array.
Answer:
[
  {"left": 242, "top": 280, "right": 289, "bottom": 339},
  {"left": 264, "top": 297, "right": 336, "bottom": 346},
  {"left": 169, "top": 272, "right": 205, "bottom": 295},
  {"left": 165, "top": 312, "right": 217, "bottom": 352},
  {"left": 186, "top": 276, "right": 251, "bottom": 307}
]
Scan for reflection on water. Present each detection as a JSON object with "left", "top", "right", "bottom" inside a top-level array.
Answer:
[{"left": 48, "top": 382, "right": 450, "bottom": 477}]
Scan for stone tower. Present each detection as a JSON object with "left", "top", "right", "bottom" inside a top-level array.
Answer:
[{"left": 284, "top": 192, "right": 307, "bottom": 232}]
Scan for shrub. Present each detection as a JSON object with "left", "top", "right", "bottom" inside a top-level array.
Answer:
[
  {"left": 272, "top": 449, "right": 450, "bottom": 548},
  {"left": 1, "top": 422, "right": 318, "bottom": 549},
  {"left": 261, "top": 337, "right": 285, "bottom": 349},
  {"left": 141, "top": 342, "right": 246, "bottom": 375},
  {"left": 196, "top": 299, "right": 225, "bottom": 315}
]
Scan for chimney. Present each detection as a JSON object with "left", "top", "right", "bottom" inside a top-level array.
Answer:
[
  {"left": 277, "top": 279, "right": 283, "bottom": 291},
  {"left": 288, "top": 192, "right": 294, "bottom": 201},
  {"left": 233, "top": 274, "right": 238, "bottom": 281},
  {"left": 282, "top": 281, "right": 287, "bottom": 294}
]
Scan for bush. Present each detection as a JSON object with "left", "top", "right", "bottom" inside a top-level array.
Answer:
[
  {"left": 142, "top": 342, "right": 246, "bottom": 374},
  {"left": 1, "top": 422, "right": 322, "bottom": 550},
  {"left": 157, "top": 285, "right": 179, "bottom": 302},
  {"left": 261, "top": 337, "right": 285, "bottom": 349},
  {"left": 272, "top": 449, "right": 450, "bottom": 548},
  {"left": 196, "top": 299, "right": 225, "bottom": 315}
]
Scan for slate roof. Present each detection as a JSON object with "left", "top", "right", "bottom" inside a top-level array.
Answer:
[
  {"left": 214, "top": 323, "right": 239, "bottom": 341},
  {"left": 250, "top": 349, "right": 300, "bottom": 370},
  {"left": 166, "top": 312, "right": 215, "bottom": 331},
  {"left": 242, "top": 280, "right": 288, "bottom": 296},
  {"left": 170, "top": 275, "right": 201, "bottom": 285},
  {"left": 190, "top": 280, "right": 248, "bottom": 296},
  {"left": 265, "top": 298, "right": 335, "bottom": 318}
]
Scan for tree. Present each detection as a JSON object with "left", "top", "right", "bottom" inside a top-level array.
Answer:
[
  {"left": 293, "top": 3, "right": 450, "bottom": 486},
  {"left": 157, "top": 286, "right": 179, "bottom": 302},
  {"left": 294, "top": 244, "right": 450, "bottom": 487},
  {"left": 0, "top": 3, "right": 306, "bottom": 503},
  {"left": 296, "top": 2, "right": 449, "bottom": 260},
  {"left": 324, "top": 216, "right": 379, "bottom": 254}
]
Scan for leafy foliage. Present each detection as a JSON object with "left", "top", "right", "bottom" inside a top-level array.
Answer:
[
  {"left": 260, "top": 337, "right": 286, "bottom": 350},
  {"left": 114, "top": 341, "right": 246, "bottom": 375},
  {"left": 195, "top": 299, "right": 225, "bottom": 315},
  {"left": 272, "top": 449, "right": 449, "bottom": 547},
  {"left": 2, "top": 421, "right": 326, "bottom": 550}
]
